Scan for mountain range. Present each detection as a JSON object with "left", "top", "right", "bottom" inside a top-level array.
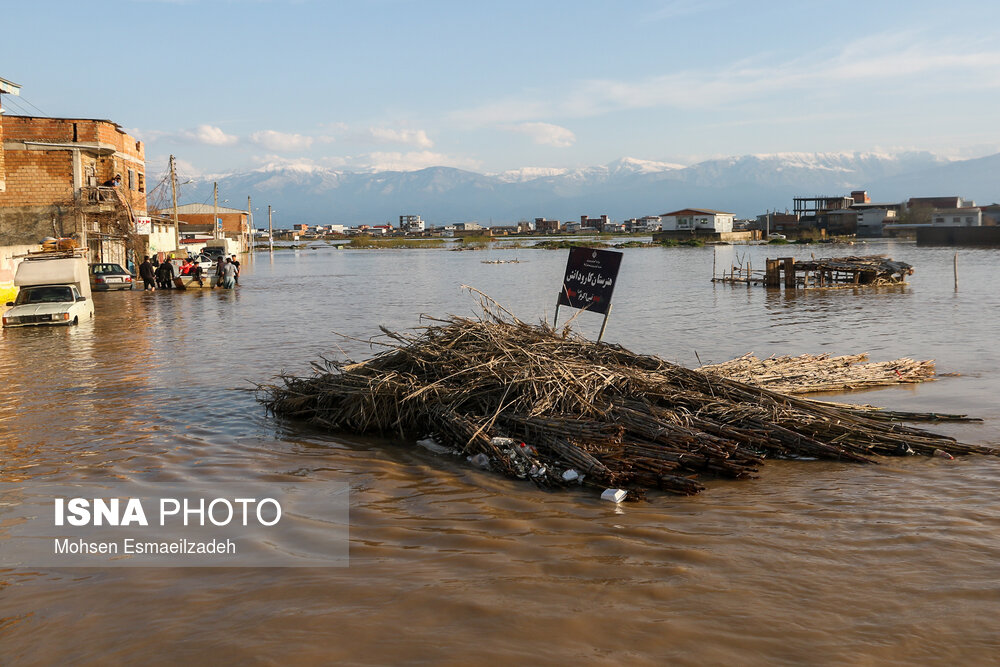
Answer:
[{"left": 171, "top": 152, "right": 1000, "bottom": 226}]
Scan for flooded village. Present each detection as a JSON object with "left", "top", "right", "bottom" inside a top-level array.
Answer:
[{"left": 3, "top": 10, "right": 1000, "bottom": 664}]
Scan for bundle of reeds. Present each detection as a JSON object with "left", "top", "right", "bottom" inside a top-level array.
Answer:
[
  {"left": 699, "top": 353, "right": 935, "bottom": 394},
  {"left": 258, "top": 295, "right": 993, "bottom": 498}
]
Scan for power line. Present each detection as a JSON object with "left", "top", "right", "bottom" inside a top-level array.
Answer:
[
  {"left": 1, "top": 95, "right": 33, "bottom": 115},
  {"left": 16, "top": 94, "right": 49, "bottom": 117}
]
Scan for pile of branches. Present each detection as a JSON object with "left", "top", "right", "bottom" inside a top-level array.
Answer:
[
  {"left": 258, "top": 296, "right": 993, "bottom": 498},
  {"left": 699, "top": 353, "right": 935, "bottom": 394},
  {"left": 795, "top": 255, "right": 914, "bottom": 284}
]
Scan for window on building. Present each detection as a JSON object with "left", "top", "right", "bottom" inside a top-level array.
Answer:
[
  {"left": 128, "top": 169, "right": 136, "bottom": 190},
  {"left": 965, "top": 217, "right": 973, "bottom": 224},
  {"left": 138, "top": 173, "right": 145, "bottom": 193}
]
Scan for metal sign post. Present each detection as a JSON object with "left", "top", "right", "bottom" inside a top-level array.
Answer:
[{"left": 554, "top": 247, "right": 623, "bottom": 342}]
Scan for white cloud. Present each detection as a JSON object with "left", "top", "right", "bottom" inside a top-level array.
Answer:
[
  {"left": 450, "top": 32, "right": 1000, "bottom": 125},
  {"left": 248, "top": 150, "right": 479, "bottom": 173},
  {"left": 180, "top": 124, "right": 238, "bottom": 146},
  {"left": 249, "top": 130, "right": 317, "bottom": 152},
  {"left": 357, "top": 151, "right": 480, "bottom": 172},
  {"left": 508, "top": 122, "right": 576, "bottom": 147},
  {"left": 366, "top": 127, "right": 434, "bottom": 149}
]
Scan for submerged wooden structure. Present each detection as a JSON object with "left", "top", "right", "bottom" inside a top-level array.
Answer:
[
  {"left": 258, "top": 296, "right": 993, "bottom": 500},
  {"left": 713, "top": 254, "right": 913, "bottom": 289}
]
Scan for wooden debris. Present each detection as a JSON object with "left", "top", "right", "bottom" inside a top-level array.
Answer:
[
  {"left": 257, "top": 296, "right": 994, "bottom": 499},
  {"left": 699, "top": 353, "right": 935, "bottom": 394}
]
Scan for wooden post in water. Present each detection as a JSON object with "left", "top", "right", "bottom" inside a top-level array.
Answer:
[
  {"left": 597, "top": 303, "right": 613, "bottom": 343},
  {"left": 765, "top": 259, "right": 778, "bottom": 287},
  {"left": 783, "top": 257, "right": 795, "bottom": 288},
  {"left": 954, "top": 253, "right": 958, "bottom": 289}
]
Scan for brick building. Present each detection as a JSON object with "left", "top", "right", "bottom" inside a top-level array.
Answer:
[
  {"left": 0, "top": 109, "right": 148, "bottom": 264},
  {"left": 165, "top": 203, "right": 251, "bottom": 252}
]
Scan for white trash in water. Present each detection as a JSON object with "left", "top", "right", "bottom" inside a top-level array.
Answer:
[
  {"left": 562, "top": 469, "right": 579, "bottom": 482},
  {"left": 601, "top": 488, "right": 627, "bottom": 503}
]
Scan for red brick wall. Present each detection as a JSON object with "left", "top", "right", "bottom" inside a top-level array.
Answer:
[
  {"left": 0, "top": 116, "right": 146, "bottom": 213},
  {"left": 0, "top": 149, "right": 75, "bottom": 206}
]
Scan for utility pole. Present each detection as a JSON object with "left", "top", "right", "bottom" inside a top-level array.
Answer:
[
  {"left": 268, "top": 205, "right": 273, "bottom": 254},
  {"left": 247, "top": 195, "right": 253, "bottom": 256},
  {"left": 170, "top": 155, "right": 180, "bottom": 253},
  {"left": 213, "top": 181, "right": 219, "bottom": 243}
]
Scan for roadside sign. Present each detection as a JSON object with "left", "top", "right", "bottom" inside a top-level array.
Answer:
[
  {"left": 554, "top": 247, "right": 623, "bottom": 341},
  {"left": 135, "top": 216, "right": 151, "bottom": 235}
]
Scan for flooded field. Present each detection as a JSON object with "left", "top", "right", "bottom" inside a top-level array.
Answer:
[{"left": 2, "top": 240, "right": 999, "bottom": 664}]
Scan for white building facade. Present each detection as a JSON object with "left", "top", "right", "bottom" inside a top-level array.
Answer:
[{"left": 660, "top": 209, "right": 735, "bottom": 233}]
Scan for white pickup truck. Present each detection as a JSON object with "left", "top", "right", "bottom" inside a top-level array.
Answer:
[{"left": 2, "top": 252, "right": 95, "bottom": 328}]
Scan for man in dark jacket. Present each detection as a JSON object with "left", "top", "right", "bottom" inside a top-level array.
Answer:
[
  {"left": 139, "top": 256, "right": 156, "bottom": 291},
  {"left": 155, "top": 259, "right": 175, "bottom": 289}
]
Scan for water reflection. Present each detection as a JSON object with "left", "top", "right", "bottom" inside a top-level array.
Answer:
[{"left": 1, "top": 240, "right": 999, "bottom": 663}]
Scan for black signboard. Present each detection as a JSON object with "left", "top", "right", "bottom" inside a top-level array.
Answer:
[{"left": 557, "top": 247, "right": 623, "bottom": 316}]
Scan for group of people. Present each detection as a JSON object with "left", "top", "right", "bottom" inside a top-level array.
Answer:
[
  {"left": 137, "top": 254, "right": 241, "bottom": 291},
  {"left": 214, "top": 255, "right": 240, "bottom": 289}
]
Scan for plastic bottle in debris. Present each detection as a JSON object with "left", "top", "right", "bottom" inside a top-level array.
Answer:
[{"left": 933, "top": 449, "right": 955, "bottom": 460}]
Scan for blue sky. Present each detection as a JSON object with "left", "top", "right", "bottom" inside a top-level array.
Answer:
[{"left": 4, "top": 0, "right": 1000, "bottom": 178}]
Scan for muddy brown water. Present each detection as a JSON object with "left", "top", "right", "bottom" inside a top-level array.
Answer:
[{"left": 2, "top": 240, "right": 999, "bottom": 664}]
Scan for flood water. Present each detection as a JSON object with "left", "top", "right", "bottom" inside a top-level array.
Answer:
[{"left": 2, "top": 240, "right": 999, "bottom": 664}]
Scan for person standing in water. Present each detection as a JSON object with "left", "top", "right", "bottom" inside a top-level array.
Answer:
[
  {"left": 230, "top": 254, "right": 241, "bottom": 285},
  {"left": 139, "top": 256, "right": 156, "bottom": 291},
  {"left": 220, "top": 257, "right": 237, "bottom": 289}
]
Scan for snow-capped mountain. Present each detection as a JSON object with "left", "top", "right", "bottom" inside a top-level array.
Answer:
[{"left": 170, "top": 151, "right": 995, "bottom": 225}]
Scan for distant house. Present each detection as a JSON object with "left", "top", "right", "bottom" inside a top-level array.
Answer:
[
  {"left": 660, "top": 209, "right": 735, "bottom": 233},
  {"left": 400, "top": 215, "right": 425, "bottom": 233},
  {"left": 931, "top": 208, "right": 982, "bottom": 227},
  {"left": 856, "top": 209, "right": 897, "bottom": 237},
  {"left": 154, "top": 203, "right": 250, "bottom": 252},
  {"left": 907, "top": 196, "right": 973, "bottom": 210},
  {"left": 628, "top": 216, "right": 661, "bottom": 233},
  {"left": 580, "top": 214, "right": 609, "bottom": 228},
  {"left": 980, "top": 204, "right": 1000, "bottom": 226},
  {"left": 534, "top": 218, "right": 560, "bottom": 232}
]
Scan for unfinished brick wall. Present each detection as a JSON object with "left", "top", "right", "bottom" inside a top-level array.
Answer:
[
  {"left": 0, "top": 116, "right": 148, "bottom": 245},
  {"left": 1, "top": 116, "right": 146, "bottom": 209}
]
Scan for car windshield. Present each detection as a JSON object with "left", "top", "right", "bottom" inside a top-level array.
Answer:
[
  {"left": 92, "top": 263, "right": 126, "bottom": 275},
  {"left": 16, "top": 286, "right": 74, "bottom": 304}
]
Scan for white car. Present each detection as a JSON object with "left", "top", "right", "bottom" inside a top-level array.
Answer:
[{"left": 2, "top": 284, "right": 95, "bottom": 327}]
